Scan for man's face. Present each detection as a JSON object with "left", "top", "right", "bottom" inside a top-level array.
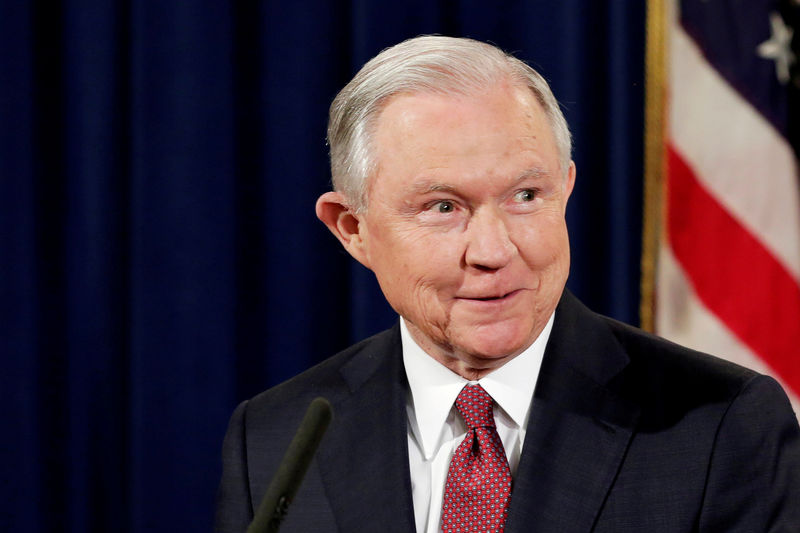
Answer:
[{"left": 351, "top": 81, "right": 574, "bottom": 378}]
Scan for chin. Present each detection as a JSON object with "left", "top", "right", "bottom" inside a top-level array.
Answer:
[
  {"left": 454, "top": 323, "right": 534, "bottom": 360},
  {"left": 468, "top": 341, "right": 527, "bottom": 361}
]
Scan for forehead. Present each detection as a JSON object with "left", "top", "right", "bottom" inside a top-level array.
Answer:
[{"left": 370, "top": 82, "right": 559, "bottom": 189}]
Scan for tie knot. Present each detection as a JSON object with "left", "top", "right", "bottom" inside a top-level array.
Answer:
[{"left": 454, "top": 384, "right": 495, "bottom": 430}]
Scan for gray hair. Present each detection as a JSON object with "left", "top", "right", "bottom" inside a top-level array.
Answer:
[{"left": 327, "top": 35, "right": 572, "bottom": 211}]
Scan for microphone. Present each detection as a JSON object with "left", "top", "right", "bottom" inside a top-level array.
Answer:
[{"left": 247, "top": 397, "right": 334, "bottom": 533}]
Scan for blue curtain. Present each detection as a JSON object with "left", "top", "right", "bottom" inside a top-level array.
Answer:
[{"left": 0, "top": 1, "right": 644, "bottom": 531}]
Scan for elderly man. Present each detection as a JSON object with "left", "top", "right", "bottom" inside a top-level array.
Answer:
[{"left": 216, "top": 36, "right": 800, "bottom": 532}]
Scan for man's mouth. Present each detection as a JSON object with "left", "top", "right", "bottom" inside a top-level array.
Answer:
[{"left": 459, "top": 289, "right": 521, "bottom": 301}]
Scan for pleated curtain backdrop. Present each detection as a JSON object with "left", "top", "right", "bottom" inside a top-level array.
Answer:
[{"left": 0, "top": 1, "right": 645, "bottom": 531}]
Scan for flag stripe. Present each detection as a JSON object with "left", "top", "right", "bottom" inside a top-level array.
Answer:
[
  {"left": 670, "top": 27, "right": 800, "bottom": 282},
  {"left": 667, "top": 145, "right": 800, "bottom": 396}
]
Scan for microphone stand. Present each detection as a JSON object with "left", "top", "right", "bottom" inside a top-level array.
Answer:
[{"left": 247, "top": 397, "right": 333, "bottom": 533}]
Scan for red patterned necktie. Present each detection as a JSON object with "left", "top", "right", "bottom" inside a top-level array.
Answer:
[{"left": 440, "top": 384, "right": 513, "bottom": 532}]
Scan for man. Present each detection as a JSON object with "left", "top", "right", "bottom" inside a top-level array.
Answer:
[{"left": 216, "top": 36, "right": 800, "bottom": 532}]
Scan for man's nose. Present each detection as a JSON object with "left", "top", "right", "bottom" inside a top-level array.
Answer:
[{"left": 464, "top": 207, "right": 516, "bottom": 271}]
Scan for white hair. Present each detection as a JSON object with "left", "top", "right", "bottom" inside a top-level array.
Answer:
[{"left": 327, "top": 35, "right": 572, "bottom": 211}]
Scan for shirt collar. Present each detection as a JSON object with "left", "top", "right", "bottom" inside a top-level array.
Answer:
[{"left": 401, "top": 313, "right": 554, "bottom": 459}]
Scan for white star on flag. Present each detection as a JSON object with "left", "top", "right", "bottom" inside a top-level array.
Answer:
[{"left": 757, "top": 11, "right": 796, "bottom": 84}]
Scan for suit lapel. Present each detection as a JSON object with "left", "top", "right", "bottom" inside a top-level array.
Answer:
[
  {"left": 315, "top": 324, "right": 417, "bottom": 532},
  {"left": 506, "top": 292, "right": 640, "bottom": 533}
]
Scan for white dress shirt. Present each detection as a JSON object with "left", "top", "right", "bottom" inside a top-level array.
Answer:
[{"left": 401, "top": 314, "right": 554, "bottom": 533}]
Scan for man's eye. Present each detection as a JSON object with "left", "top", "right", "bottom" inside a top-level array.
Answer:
[
  {"left": 514, "top": 189, "right": 536, "bottom": 202},
  {"left": 434, "top": 200, "right": 455, "bottom": 213}
]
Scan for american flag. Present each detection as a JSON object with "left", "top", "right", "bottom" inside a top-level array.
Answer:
[{"left": 655, "top": 0, "right": 800, "bottom": 414}]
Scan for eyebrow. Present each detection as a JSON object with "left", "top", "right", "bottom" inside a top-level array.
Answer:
[
  {"left": 512, "top": 166, "right": 549, "bottom": 182},
  {"left": 408, "top": 180, "right": 458, "bottom": 195},
  {"left": 408, "top": 166, "right": 550, "bottom": 195}
]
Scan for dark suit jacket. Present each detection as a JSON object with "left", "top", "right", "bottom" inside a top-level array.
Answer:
[{"left": 216, "top": 291, "right": 800, "bottom": 532}]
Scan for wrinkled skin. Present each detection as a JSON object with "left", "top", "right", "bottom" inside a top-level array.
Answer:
[{"left": 317, "top": 80, "right": 575, "bottom": 380}]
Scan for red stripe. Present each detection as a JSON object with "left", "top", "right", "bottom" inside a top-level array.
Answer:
[{"left": 667, "top": 145, "right": 800, "bottom": 396}]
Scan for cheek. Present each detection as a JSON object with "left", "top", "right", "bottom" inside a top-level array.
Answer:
[
  {"left": 397, "top": 228, "right": 464, "bottom": 272},
  {"left": 516, "top": 218, "right": 569, "bottom": 266},
  {"left": 403, "top": 245, "right": 462, "bottom": 297},
  {"left": 380, "top": 239, "right": 464, "bottom": 316},
  {"left": 371, "top": 235, "right": 454, "bottom": 297}
]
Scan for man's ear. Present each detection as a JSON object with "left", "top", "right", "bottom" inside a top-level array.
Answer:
[
  {"left": 315, "top": 191, "right": 371, "bottom": 268},
  {"left": 562, "top": 161, "right": 576, "bottom": 208}
]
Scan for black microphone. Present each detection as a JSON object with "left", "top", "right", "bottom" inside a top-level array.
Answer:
[{"left": 247, "top": 397, "right": 334, "bottom": 533}]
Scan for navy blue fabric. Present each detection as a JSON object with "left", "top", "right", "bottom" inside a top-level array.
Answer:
[{"left": 0, "top": 2, "right": 645, "bottom": 531}]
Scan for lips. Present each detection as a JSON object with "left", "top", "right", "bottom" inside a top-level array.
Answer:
[{"left": 457, "top": 289, "right": 522, "bottom": 301}]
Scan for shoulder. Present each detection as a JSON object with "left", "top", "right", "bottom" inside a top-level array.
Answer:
[
  {"left": 603, "top": 314, "right": 757, "bottom": 387},
  {"left": 600, "top": 313, "right": 800, "bottom": 483},
  {"left": 554, "top": 290, "right": 791, "bottom": 425},
  {"left": 218, "top": 324, "right": 401, "bottom": 497},
  {"left": 243, "top": 323, "right": 401, "bottom": 424},
  {"left": 573, "top": 309, "right": 800, "bottom": 528},
  {"left": 216, "top": 325, "right": 401, "bottom": 531},
  {"left": 603, "top": 314, "right": 778, "bottom": 418},
  {"left": 553, "top": 291, "right": 761, "bottom": 403}
]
